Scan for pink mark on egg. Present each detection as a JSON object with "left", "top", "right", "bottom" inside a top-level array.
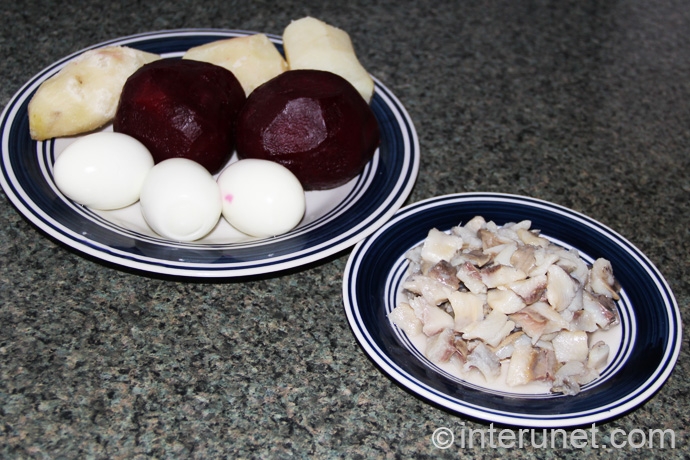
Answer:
[{"left": 224, "top": 193, "right": 234, "bottom": 204}]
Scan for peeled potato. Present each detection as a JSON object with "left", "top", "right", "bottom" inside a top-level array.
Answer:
[
  {"left": 183, "top": 34, "right": 287, "bottom": 96},
  {"left": 28, "top": 46, "right": 160, "bottom": 140},
  {"left": 283, "top": 16, "right": 374, "bottom": 103}
]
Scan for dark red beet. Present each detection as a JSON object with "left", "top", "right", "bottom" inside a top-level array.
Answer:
[
  {"left": 235, "top": 69, "right": 380, "bottom": 190},
  {"left": 114, "top": 58, "right": 246, "bottom": 174}
]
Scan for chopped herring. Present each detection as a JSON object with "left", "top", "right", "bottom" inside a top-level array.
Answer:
[{"left": 389, "top": 216, "right": 621, "bottom": 395}]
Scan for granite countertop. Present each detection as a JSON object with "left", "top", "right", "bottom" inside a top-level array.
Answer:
[{"left": 1, "top": 0, "right": 688, "bottom": 458}]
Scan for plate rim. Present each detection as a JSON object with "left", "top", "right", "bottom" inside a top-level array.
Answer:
[
  {"left": 0, "top": 28, "right": 420, "bottom": 278},
  {"left": 342, "top": 192, "right": 682, "bottom": 428}
]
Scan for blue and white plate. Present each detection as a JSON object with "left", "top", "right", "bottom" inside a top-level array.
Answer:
[
  {"left": 343, "top": 193, "right": 681, "bottom": 428},
  {"left": 0, "top": 29, "right": 419, "bottom": 277}
]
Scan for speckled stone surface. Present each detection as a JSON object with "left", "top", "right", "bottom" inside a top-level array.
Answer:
[{"left": 1, "top": 0, "right": 689, "bottom": 458}]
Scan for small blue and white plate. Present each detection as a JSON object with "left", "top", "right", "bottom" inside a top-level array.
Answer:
[
  {"left": 0, "top": 29, "right": 419, "bottom": 277},
  {"left": 343, "top": 193, "right": 681, "bottom": 428}
]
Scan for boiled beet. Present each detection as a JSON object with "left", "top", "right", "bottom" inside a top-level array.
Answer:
[
  {"left": 114, "top": 58, "right": 246, "bottom": 174},
  {"left": 235, "top": 69, "right": 379, "bottom": 190}
]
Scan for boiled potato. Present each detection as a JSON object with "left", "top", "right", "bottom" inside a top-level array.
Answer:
[
  {"left": 28, "top": 46, "right": 160, "bottom": 140},
  {"left": 283, "top": 17, "right": 374, "bottom": 103},
  {"left": 183, "top": 34, "right": 287, "bottom": 96}
]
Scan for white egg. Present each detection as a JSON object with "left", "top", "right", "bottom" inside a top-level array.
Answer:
[
  {"left": 217, "top": 159, "right": 305, "bottom": 237},
  {"left": 53, "top": 132, "right": 154, "bottom": 210},
  {"left": 140, "top": 158, "right": 222, "bottom": 242}
]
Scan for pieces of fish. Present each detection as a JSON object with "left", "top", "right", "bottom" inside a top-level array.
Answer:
[{"left": 390, "top": 216, "right": 621, "bottom": 395}]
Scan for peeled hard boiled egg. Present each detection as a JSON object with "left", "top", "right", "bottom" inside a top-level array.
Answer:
[
  {"left": 140, "top": 158, "right": 222, "bottom": 242},
  {"left": 53, "top": 131, "right": 154, "bottom": 210},
  {"left": 217, "top": 159, "right": 305, "bottom": 237}
]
